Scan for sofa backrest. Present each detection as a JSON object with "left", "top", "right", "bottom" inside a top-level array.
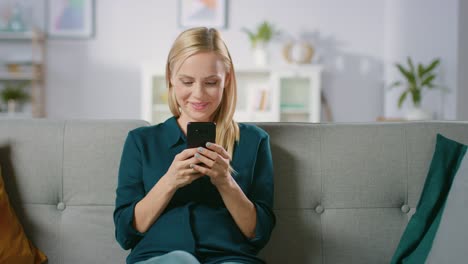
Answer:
[
  {"left": 258, "top": 122, "right": 468, "bottom": 263},
  {"left": 1, "top": 119, "right": 468, "bottom": 264},
  {"left": 0, "top": 119, "right": 147, "bottom": 263}
]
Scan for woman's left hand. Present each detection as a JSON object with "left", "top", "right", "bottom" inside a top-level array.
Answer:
[{"left": 190, "top": 142, "right": 232, "bottom": 187}]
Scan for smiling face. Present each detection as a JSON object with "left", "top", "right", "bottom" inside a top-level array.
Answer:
[{"left": 171, "top": 51, "right": 228, "bottom": 127}]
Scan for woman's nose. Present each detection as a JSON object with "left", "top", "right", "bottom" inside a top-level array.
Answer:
[{"left": 193, "top": 82, "right": 205, "bottom": 97}]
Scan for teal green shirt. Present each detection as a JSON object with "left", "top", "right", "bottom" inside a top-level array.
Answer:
[{"left": 113, "top": 117, "right": 275, "bottom": 264}]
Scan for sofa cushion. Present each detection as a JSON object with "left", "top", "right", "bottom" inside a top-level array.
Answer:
[
  {"left": 0, "top": 165, "right": 48, "bottom": 264},
  {"left": 390, "top": 134, "right": 467, "bottom": 263}
]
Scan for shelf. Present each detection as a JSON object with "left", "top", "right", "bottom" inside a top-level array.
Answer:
[
  {"left": 0, "top": 31, "right": 39, "bottom": 40},
  {"left": 0, "top": 28, "right": 46, "bottom": 118},
  {"left": 0, "top": 71, "right": 41, "bottom": 81},
  {"left": 376, "top": 116, "right": 407, "bottom": 122},
  {"left": 142, "top": 63, "right": 323, "bottom": 123},
  {"left": 281, "top": 108, "right": 309, "bottom": 114},
  {"left": 0, "top": 112, "right": 33, "bottom": 118}
]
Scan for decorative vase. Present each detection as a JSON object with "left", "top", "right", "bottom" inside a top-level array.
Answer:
[
  {"left": 406, "top": 106, "right": 432, "bottom": 120},
  {"left": 283, "top": 41, "right": 315, "bottom": 64},
  {"left": 8, "top": 4, "right": 26, "bottom": 32},
  {"left": 252, "top": 42, "right": 268, "bottom": 67}
]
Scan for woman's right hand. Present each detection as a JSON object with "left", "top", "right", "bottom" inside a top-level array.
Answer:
[
  {"left": 163, "top": 148, "right": 204, "bottom": 190},
  {"left": 133, "top": 148, "right": 202, "bottom": 233}
]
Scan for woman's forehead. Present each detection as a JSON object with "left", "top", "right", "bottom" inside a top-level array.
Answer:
[{"left": 174, "top": 52, "right": 227, "bottom": 77}]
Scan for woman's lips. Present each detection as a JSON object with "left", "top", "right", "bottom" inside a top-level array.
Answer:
[{"left": 191, "top": 102, "right": 209, "bottom": 110}]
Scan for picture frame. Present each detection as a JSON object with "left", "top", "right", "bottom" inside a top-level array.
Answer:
[
  {"left": 178, "top": 0, "right": 227, "bottom": 29},
  {"left": 47, "top": 0, "right": 95, "bottom": 39}
]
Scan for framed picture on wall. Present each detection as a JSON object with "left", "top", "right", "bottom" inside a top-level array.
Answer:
[
  {"left": 47, "top": 0, "right": 95, "bottom": 38},
  {"left": 178, "top": 0, "right": 227, "bottom": 29}
]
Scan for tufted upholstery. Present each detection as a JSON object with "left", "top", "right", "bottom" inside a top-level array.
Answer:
[{"left": 1, "top": 119, "right": 467, "bottom": 263}]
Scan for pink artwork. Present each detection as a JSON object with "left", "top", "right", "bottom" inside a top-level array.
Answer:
[
  {"left": 48, "top": 0, "right": 94, "bottom": 38},
  {"left": 179, "top": 0, "right": 227, "bottom": 28}
]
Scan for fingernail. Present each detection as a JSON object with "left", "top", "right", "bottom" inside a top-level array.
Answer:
[
  {"left": 197, "top": 147, "right": 203, "bottom": 152},
  {"left": 190, "top": 164, "right": 194, "bottom": 168},
  {"left": 195, "top": 153, "right": 200, "bottom": 158},
  {"left": 206, "top": 142, "right": 212, "bottom": 147}
]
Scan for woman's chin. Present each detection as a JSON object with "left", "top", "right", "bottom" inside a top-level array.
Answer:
[
  {"left": 187, "top": 110, "right": 211, "bottom": 119},
  {"left": 188, "top": 113, "right": 212, "bottom": 122},
  {"left": 180, "top": 107, "right": 215, "bottom": 122}
]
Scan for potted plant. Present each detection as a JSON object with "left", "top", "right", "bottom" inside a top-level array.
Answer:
[
  {"left": 0, "top": 81, "right": 30, "bottom": 113},
  {"left": 242, "top": 21, "right": 280, "bottom": 67},
  {"left": 389, "top": 57, "right": 443, "bottom": 120}
]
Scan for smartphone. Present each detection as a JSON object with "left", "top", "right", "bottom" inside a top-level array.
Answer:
[{"left": 187, "top": 122, "right": 216, "bottom": 148}]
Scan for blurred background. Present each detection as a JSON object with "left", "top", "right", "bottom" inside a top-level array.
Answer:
[{"left": 0, "top": 0, "right": 467, "bottom": 124}]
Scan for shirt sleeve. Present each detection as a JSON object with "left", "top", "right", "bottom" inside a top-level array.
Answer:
[
  {"left": 248, "top": 134, "right": 276, "bottom": 249},
  {"left": 113, "top": 131, "right": 146, "bottom": 250}
]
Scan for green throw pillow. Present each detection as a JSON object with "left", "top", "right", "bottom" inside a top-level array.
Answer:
[{"left": 390, "top": 133, "right": 467, "bottom": 264}]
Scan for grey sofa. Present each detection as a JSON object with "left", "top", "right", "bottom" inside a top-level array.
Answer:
[{"left": 1, "top": 119, "right": 468, "bottom": 264}]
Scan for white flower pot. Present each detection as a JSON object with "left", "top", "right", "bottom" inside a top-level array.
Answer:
[
  {"left": 7, "top": 99, "right": 17, "bottom": 113},
  {"left": 406, "top": 106, "right": 432, "bottom": 120},
  {"left": 252, "top": 46, "right": 268, "bottom": 67}
]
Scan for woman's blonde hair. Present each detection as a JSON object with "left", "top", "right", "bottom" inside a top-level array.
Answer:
[{"left": 165, "top": 27, "right": 240, "bottom": 158}]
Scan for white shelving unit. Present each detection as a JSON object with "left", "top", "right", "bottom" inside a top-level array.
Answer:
[
  {"left": 234, "top": 67, "right": 276, "bottom": 122},
  {"left": 0, "top": 29, "right": 46, "bottom": 118},
  {"left": 141, "top": 64, "right": 172, "bottom": 125},
  {"left": 274, "top": 65, "right": 323, "bottom": 122},
  {"left": 141, "top": 63, "right": 323, "bottom": 124}
]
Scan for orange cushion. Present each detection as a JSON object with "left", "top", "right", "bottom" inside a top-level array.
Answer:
[{"left": 0, "top": 165, "right": 47, "bottom": 264}]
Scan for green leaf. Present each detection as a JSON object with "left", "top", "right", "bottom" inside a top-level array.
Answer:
[
  {"left": 388, "top": 81, "right": 402, "bottom": 90},
  {"left": 417, "top": 64, "right": 425, "bottom": 78},
  {"left": 421, "top": 74, "right": 436, "bottom": 87},
  {"left": 258, "top": 21, "right": 277, "bottom": 42},
  {"left": 241, "top": 28, "right": 256, "bottom": 43},
  {"left": 421, "top": 58, "right": 440, "bottom": 77},
  {"left": 408, "top": 83, "right": 418, "bottom": 94},
  {"left": 398, "top": 91, "right": 408, "bottom": 108},
  {"left": 242, "top": 21, "right": 279, "bottom": 47},
  {"left": 411, "top": 89, "right": 421, "bottom": 106},
  {"left": 396, "top": 63, "right": 415, "bottom": 83},
  {"left": 407, "top": 57, "right": 416, "bottom": 76},
  {"left": 391, "top": 57, "right": 442, "bottom": 108},
  {"left": 0, "top": 87, "right": 29, "bottom": 102}
]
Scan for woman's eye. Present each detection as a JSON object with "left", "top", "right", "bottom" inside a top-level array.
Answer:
[
  {"left": 182, "top": 81, "right": 193, "bottom": 85},
  {"left": 206, "top": 81, "right": 217, "bottom": 85}
]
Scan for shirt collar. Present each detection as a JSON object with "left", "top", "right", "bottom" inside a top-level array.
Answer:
[{"left": 165, "top": 116, "right": 186, "bottom": 148}]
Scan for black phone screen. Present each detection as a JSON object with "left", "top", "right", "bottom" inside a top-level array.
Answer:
[{"left": 187, "top": 122, "right": 216, "bottom": 148}]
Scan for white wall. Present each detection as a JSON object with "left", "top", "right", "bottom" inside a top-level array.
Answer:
[
  {"left": 43, "top": 0, "right": 386, "bottom": 122},
  {"left": 5, "top": 0, "right": 461, "bottom": 121},
  {"left": 457, "top": 0, "right": 468, "bottom": 120},
  {"left": 383, "top": 0, "right": 459, "bottom": 120}
]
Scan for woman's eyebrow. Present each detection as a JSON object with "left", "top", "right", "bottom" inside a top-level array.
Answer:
[
  {"left": 178, "top": 74, "right": 221, "bottom": 79},
  {"left": 204, "top": 75, "right": 221, "bottom": 79},
  {"left": 178, "top": 74, "right": 193, "bottom": 79}
]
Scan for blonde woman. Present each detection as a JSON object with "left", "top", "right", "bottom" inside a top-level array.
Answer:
[{"left": 114, "top": 27, "right": 275, "bottom": 264}]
